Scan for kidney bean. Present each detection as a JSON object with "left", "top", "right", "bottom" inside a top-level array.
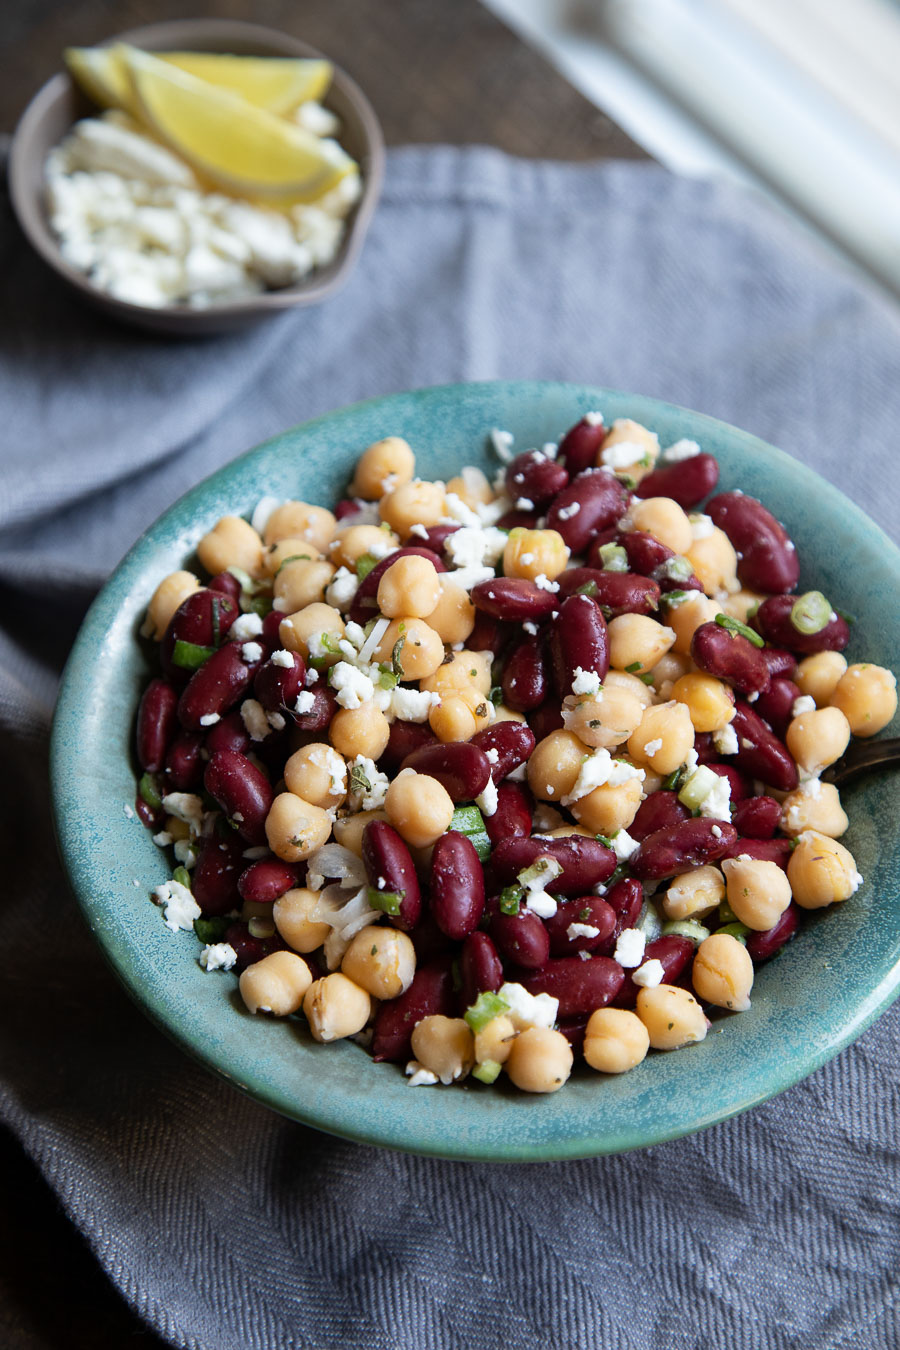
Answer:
[
  {"left": 260, "top": 609, "right": 284, "bottom": 650},
  {"left": 410, "top": 913, "right": 454, "bottom": 965},
  {"left": 237, "top": 859, "right": 302, "bottom": 906},
  {"left": 471, "top": 578, "right": 559, "bottom": 623},
  {"left": 489, "top": 907, "right": 551, "bottom": 969},
  {"left": 206, "top": 571, "right": 243, "bottom": 603},
  {"left": 705, "top": 762, "right": 751, "bottom": 802},
  {"left": 192, "top": 834, "right": 246, "bottom": 916},
  {"left": 522, "top": 956, "right": 625, "bottom": 1017},
  {"left": 205, "top": 709, "right": 250, "bottom": 757},
  {"left": 691, "top": 622, "right": 770, "bottom": 698},
  {"left": 254, "top": 651, "right": 307, "bottom": 713},
  {"left": 399, "top": 741, "right": 491, "bottom": 802},
  {"left": 631, "top": 818, "right": 739, "bottom": 881},
  {"left": 335, "top": 497, "right": 361, "bottom": 522},
  {"left": 136, "top": 677, "right": 178, "bottom": 772},
  {"left": 617, "top": 532, "right": 703, "bottom": 593},
  {"left": 348, "top": 546, "right": 446, "bottom": 625},
  {"left": 416, "top": 522, "right": 460, "bottom": 555},
  {"left": 379, "top": 719, "right": 438, "bottom": 774},
  {"left": 731, "top": 795, "right": 782, "bottom": 839},
  {"left": 730, "top": 702, "right": 798, "bottom": 792},
  {"left": 557, "top": 1016, "right": 590, "bottom": 1054},
  {"left": 745, "top": 904, "right": 800, "bottom": 962},
  {"left": 529, "top": 699, "right": 565, "bottom": 741},
  {"left": 722, "top": 836, "right": 793, "bottom": 870},
  {"left": 629, "top": 791, "right": 690, "bottom": 842},
  {"left": 760, "top": 648, "right": 797, "bottom": 680},
  {"left": 497, "top": 509, "right": 540, "bottom": 531},
  {"left": 706, "top": 491, "right": 800, "bottom": 594},
  {"left": 160, "top": 590, "right": 238, "bottom": 680},
  {"left": 549, "top": 593, "right": 610, "bottom": 696},
  {"left": 634, "top": 453, "right": 720, "bottom": 509},
  {"left": 485, "top": 782, "right": 533, "bottom": 848},
  {"left": 755, "top": 677, "right": 801, "bottom": 740},
  {"left": 614, "top": 936, "right": 696, "bottom": 1008},
  {"left": 506, "top": 449, "right": 569, "bottom": 508},
  {"left": 163, "top": 731, "right": 204, "bottom": 792},
  {"left": 546, "top": 897, "right": 616, "bottom": 956},
  {"left": 502, "top": 636, "right": 549, "bottom": 711},
  {"left": 490, "top": 835, "right": 616, "bottom": 895},
  {"left": 692, "top": 732, "right": 716, "bottom": 764},
  {"left": 362, "top": 820, "right": 422, "bottom": 930},
  {"left": 458, "top": 932, "right": 504, "bottom": 1009},
  {"left": 602, "top": 878, "right": 645, "bottom": 953},
  {"left": 467, "top": 610, "right": 509, "bottom": 655},
  {"left": 556, "top": 567, "right": 661, "bottom": 617},
  {"left": 546, "top": 470, "right": 630, "bottom": 553},
  {"left": 558, "top": 414, "right": 606, "bottom": 475},
  {"left": 223, "top": 921, "right": 287, "bottom": 972},
  {"left": 471, "top": 721, "right": 535, "bottom": 782},
  {"left": 755, "top": 595, "right": 850, "bottom": 655},
  {"left": 135, "top": 796, "right": 163, "bottom": 830},
  {"left": 430, "top": 833, "right": 486, "bottom": 940},
  {"left": 371, "top": 958, "right": 456, "bottom": 1062},
  {"left": 292, "top": 683, "right": 337, "bottom": 733},
  {"left": 177, "top": 644, "right": 256, "bottom": 731},
  {"left": 204, "top": 749, "right": 273, "bottom": 846}
]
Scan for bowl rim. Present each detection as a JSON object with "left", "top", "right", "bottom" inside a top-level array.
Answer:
[
  {"left": 8, "top": 17, "right": 385, "bottom": 326},
  {"left": 50, "top": 380, "right": 900, "bottom": 1161}
]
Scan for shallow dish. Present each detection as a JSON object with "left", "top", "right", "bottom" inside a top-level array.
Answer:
[
  {"left": 8, "top": 19, "right": 384, "bottom": 336},
  {"left": 50, "top": 381, "right": 900, "bottom": 1160}
]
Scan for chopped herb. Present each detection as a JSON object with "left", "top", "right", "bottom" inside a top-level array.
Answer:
[
  {"left": 367, "top": 886, "right": 402, "bottom": 916},
  {"left": 356, "top": 553, "right": 377, "bottom": 581},
  {"left": 171, "top": 639, "right": 216, "bottom": 670},
  {"left": 349, "top": 762, "right": 373, "bottom": 796},
  {"left": 470, "top": 668, "right": 478, "bottom": 678},
  {"left": 588, "top": 719, "right": 602, "bottom": 728},
  {"left": 275, "top": 553, "right": 311, "bottom": 577},
  {"left": 625, "top": 661, "right": 642, "bottom": 674},
  {"left": 714, "top": 613, "right": 765, "bottom": 647},
  {"left": 370, "top": 944, "right": 378, "bottom": 956},
  {"left": 716, "top": 922, "right": 750, "bottom": 945},
  {"left": 574, "top": 580, "right": 599, "bottom": 598},
  {"left": 790, "top": 590, "right": 831, "bottom": 636},
  {"left": 499, "top": 886, "right": 523, "bottom": 915},
  {"left": 639, "top": 672, "right": 656, "bottom": 686},
  {"left": 464, "top": 990, "right": 511, "bottom": 1034},
  {"left": 391, "top": 635, "right": 406, "bottom": 676},
  {"left": 667, "top": 1022, "right": 674, "bottom": 1031},
  {"left": 172, "top": 866, "right": 192, "bottom": 890},
  {"left": 579, "top": 906, "right": 592, "bottom": 922},
  {"left": 489, "top": 685, "right": 503, "bottom": 706},
  {"left": 607, "top": 863, "right": 629, "bottom": 888},
  {"left": 789, "top": 836, "right": 800, "bottom": 851},
  {"left": 194, "top": 916, "right": 229, "bottom": 944},
  {"left": 662, "top": 769, "right": 682, "bottom": 791},
  {"left": 472, "top": 1060, "right": 503, "bottom": 1085},
  {"left": 138, "top": 772, "right": 162, "bottom": 811},
  {"left": 475, "top": 702, "right": 489, "bottom": 719}
]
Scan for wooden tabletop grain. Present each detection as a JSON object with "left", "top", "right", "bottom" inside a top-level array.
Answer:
[{"left": 0, "top": 3, "right": 645, "bottom": 1346}]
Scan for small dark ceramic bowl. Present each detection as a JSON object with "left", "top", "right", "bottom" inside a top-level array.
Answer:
[{"left": 8, "top": 19, "right": 385, "bottom": 336}]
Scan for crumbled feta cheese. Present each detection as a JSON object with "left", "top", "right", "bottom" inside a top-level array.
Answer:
[
  {"left": 663, "top": 439, "right": 701, "bottom": 462},
  {"left": 444, "top": 492, "right": 483, "bottom": 527},
  {"left": 850, "top": 871, "right": 864, "bottom": 894},
  {"left": 533, "top": 573, "right": 559, "bottom": 593},
  {"left": 231, "top": 612, "right": 264, "bottom": 641},
  {"left": 747, "top": 691, "right": 759, "bottom": 703},
  {"left": 241, "top": 641, "right": 263, "bottom": 663},
  {"left": 405, "top": 1061, "right": 439, "bottom": 1087},
  {"left": 643, "top": 737, "right": 663, "bottom": 756},
  {"left": 611, "top": 829, "right": 640, "bottom": 862},
  {"left": 123, "top": 803, "right": 134, "bottom": 820},
  {"left": 269, "top": 649, "right": 293, "bottom": 669},
  {"left": 161, "top": 792, "right": 204, "bottom": 834},
  {"left": 516, "top": 497, "right": 534, "bottom": 511},
  {"left": 601, "top": 441, "right": 645, "bottom": 470},
  {"left": 240, "top": 699, "right": 271, "bottom": 742},
  {"left": 497, "top": 982, "right": 559, "bottom": 1031},
  {"left": 173, "top": 838, "right": 197, "bottom": 868},
  {"left": 444, "top": 524, "right": 508, "bottom": 571},
  {"left": 632, "top": 958, "right": 665, "bottom": 988},
  {"left": 690, "top": 514, "right": 715, "bottom": 540},
  {"left": 485, "top": 748, "right": 500, "bottom": 765},
  {"left": 326, "top": 567, "right": 359, "bottom": 609},
  {"left": 152, "top": 830, "right": 173, "bottom": 847},
  {"left": 792, "top": 695, "right": 817, "bottom": 717},
  {"left": 408, "top": 523, "right": 429, "bottom": 539},
  {"left": 294, "top": 690, "right": 316, "bottom": 715},
  {"left": 567, "top": 922, "right": 600, "bottom": 941},
  {"left": 347, "top": 755, "right": 390, "bottom": 811},
  {"left": 330, "top": 661, "right": 375, "bottom": 710},
  {"left": 477, "top": 777, "right": 499, "bottom": 817},
  {"left": 584, "top": 410, "right": 604, "bottom": 426},
  {"left": 571, "top": 667, "right": 602, "bottom": 696},
  {"left": 614, "top": 928, "right": 646, "bottom": 968},
  {"left": 200, "top": 942, "right": 238, "bottom": 972},
  {"left": 523, "top": 621, "right": 538, "bottom": 636},
  {"left": 525, "top": 890, "right": 558, "bottom": 919},
  {"left": 557, "top": 502, "right": 581, "bottom": 521},
  {"left": 390, "top": 686, "right": 440, "bottom": 722},
  {"left": 491, "top": 428, "right": 514, "bottom": 461},
  {"left": 713, "top": 722, "right": 739, "bottom": 756},
  {"left": 562, "top": 750, "right": 645, "bottom": 805},
  {"left": 152, "top": 879, "right": 200, "bottom": 933}
]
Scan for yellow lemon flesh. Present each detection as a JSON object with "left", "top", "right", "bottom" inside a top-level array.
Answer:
[
  {"left": 159, "top": 52, "right": 332, "bottom": 114},
  {"left": 65, "top": 46, "right": 135, "bottom": 113},
  {"left": 121, "top": 47, "right": 355, "bottom": 200}
]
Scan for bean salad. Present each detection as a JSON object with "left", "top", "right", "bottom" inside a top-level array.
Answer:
[{"left": 134, "top": 413, "right": 898, "bottom": 1094}]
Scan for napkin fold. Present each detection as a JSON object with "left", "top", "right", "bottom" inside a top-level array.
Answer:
[{"left": 1, "top": 144, "right": 899, "bottom": 1350}]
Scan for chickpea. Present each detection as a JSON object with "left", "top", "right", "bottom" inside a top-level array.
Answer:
[
  {"left": 780, "top": 781, "right": 848, "bottom": 838},
  {"left": 445, "top": 466, "right": 493, "bottom": 508},
  {"left": 628, "top": 701, "right": 695, "bottom": 775},
  {"left": 650, "top": 651, "right": 692, "bottom": 699},
  {"left": 279, "top": 602, "right": 345, "bottom": 662},
  {"left": 342, "top": 925, "right": 416, "bottom": 1000},
  {"left": 265, "top": 792, "right": 332, "bottom": 862},
  {"left": 261, "top": 536, "right": 324, "bottom": 578},
  {"left": 474, "top": 1014, "right": 517, "bottom": 1066},
  {"left": 145, "top": 570, "right": 200, "bottom": 639},
  {"left": 491, "top": 703, "right": 527, "bottom": 725},
  {"left": 830, "top": 663, "right": 898, "bottom": 737},
  {"left": 163, "top": 816, "right": 191, "bottom": 842},
  {"left": 604, "top": 669, "right": 655, "bottom": 708},
  {"left": 372, "top": 617, "right": 444, "bottom": 680},
  {"left": 692, "top": 934, "right": 754, "bottom": 1012},
  {"left": 239, "top": 951, "right": 312, "bottom": 1016},
  {"left": 666, "top": 592, "right": 723, "bottom": 655},
  {"left": 630, "top": 498, "right": 693, "bottom": 555},
  {"left": 273, "top": 887, "right": 332, "bottom": 953},
  {"left": 564, "top": 686, "right": 645, "bottom": 750},
  {"left": 377, "top": 555, "right": 442, "bottom": 619},
  {"left": 379, "top": 480, "right": 446, "bottom": 537},
  {"left": 685, "top": 526, "right": 739, "bottom": 597},
  {"left": 504, "top": 1027, "right": 573, "bottom": 1093},
  {"left": 583, "top": 1008, "right": 650, "bottom": 1074},
  {"left": 663, "top": 865, "right": 725, "bottom": 921},
  {"left": 428, "top": 687, "right": 492, "bottom": 742},
  {"left": 794, "top": 651, "right": 847, "bottom": 706},
  {"left": 332, "top": 809, "right": 389, "bottom": 857},
  {"left": 786, "top": 706, "right": 851, "bottom": 777},
  {"left": 527, "top": 729, "right": 585, "bottom": 802},
  {"left": 721, "top": 589, "right": 766, "bottom": 624},
  {"left": 197, "top": 515, "right": 264, "bottom": 578},
  {"left": 721, "top": 855, "right": 791, "bottom": 930},
  {"left": 274, "top": 559, "right": 335, "bottom": 612},
  {"left": 303, "top": 973, "right": 372, "bottom": 1042},
  {"left": 671, "top": 672, "right": 735, "bottom": 733},
  {"left": 284, "top": 742, "right": 347, "bottom": 809},
  {"left": 636, "top": 985, "right": 708, "bottom": 1050},
  {"left": 384, "top": 770, "right": 454, "bottom": 848},
  {"left": 608, "top": 614, "right": 676, "bottom": 674},
  {"left": 598, "top": 419, "right": 659, "bottom": 482},
  {"left": 572, "top": 775, "right": 643, "bottom": 834},
  {"left": 546, "top": 824, "right": 595, "bottom": 839},
  {"left": 788, "top": 831, "right": 862, "bottom": 909},
  {"left": 421, "top": 649, "right": 493, "bottom": 698},
  {"left": 411, "top": 1016, "right": 475, "bottom": 1084},
  {"left": 329, "top": 703, "right": 391, "bottom": 761},
  {"left": 264, "top": 501, "right": 336, "bottom": 553},
  {"left": 350, "top": 436, "right": 416, "bottom": 499},
  {"left": 502, "top": 528, "right": 570, "bottom": 583},
  {"left": 425, "top": 578, "right": 476, "bottom": 645},
  {"left": 329, "top": 524, "right": 399, "bottom": 569}
]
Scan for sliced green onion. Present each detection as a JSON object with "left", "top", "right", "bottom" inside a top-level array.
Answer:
[
  {"left": 472, "top": 1059, "right": 503, "bottom": 1084},
  {"left": 138, "top": 772, "right": 162, "bottom": 811},
  {"left": 516, "top": 857, "right": 562, "bottom": 889},
  {"left": 194, "top": 916, "right": 229, "bottom": 944},
  {"left": 662, "top": 769, "right": 682, "bottom": 792},
  {"left": 599, "top": 542, "right": 628, "bottom": 573},
  {"left": 678, "top": 764, "right": 720, "bottom": 812},
  {"left": 450, "top": 804, "right": 491, "bottom": 860},
  {"left": 639, "top": 672, "right": 656, "bottom": 686},
  {"left": 378, "top": 665, "right": 398, "bottom": 691},
  {"left": 367, "top": 886, "right": 402, "bottom": 916},
  {"left": 714, "top": 613, "right": 765, "bottom": 647},
  {"left": 790, "top": 590, "right": 832, "bottom": 636},
  {"left": 464, "top": 990, "right": 511, "bottom": 1034},
  {"left": 595, "top": 834, "right": 616, "bottom": 849},
  {"left": 618, "top": 474, "right": 637, "bottom": 491},
  {"left": 498, "top": 885, "right": 523, "bottom": 915},
  {"left": 660, "top": 589, "right": 690, "bottom": 606},
  {"left": 356, "top": 553, "right": 378, "bottom": 581},
  {"left": 835, "top": 607, "right": 855, "bottom": 626},
  {"left": 717, "top": 898, "right": 740, "bottom": 926},
  {"left": 171, "top": 639, "right": 216, "bottom": 670},
  {"left": 574, "top": 580, "right": 599, "bottom": 598},
  {"left": 625, "top": 661, "right": 643, "bottom": 674},
  {"left": 489, "top": 685, "right": 503, "bottom": 706},
  {"left": 246, "top": 595, "right": 273, "bottom": 618},
  {"left": 716, "top": 922, "right": 750, "bottom": 945},
  {"left": 275, "top": 553, "right": 312, "bottom": 577},
  {"left": 172, "top": 866, "right": 192, "bottom": 890},
  {"left": 226, "top": 565, "right": 254, "bottom": 591},
  {"left": 607, "top": 863, "right": 629, "bottom": 888},
  {"left": 661, "top": 919, "right": 711, "bottom": 945},
  {"left": 662, "top": 556, "right": 694, "bottom": 583}
]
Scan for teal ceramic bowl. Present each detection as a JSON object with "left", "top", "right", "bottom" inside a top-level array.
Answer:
[{"left": 51, "top": 381, "right": 900, "bottom": 1161}]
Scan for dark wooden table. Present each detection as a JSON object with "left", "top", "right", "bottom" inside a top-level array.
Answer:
[{"left": 0, "top": 3, "right": 646, "bottom": 1345}]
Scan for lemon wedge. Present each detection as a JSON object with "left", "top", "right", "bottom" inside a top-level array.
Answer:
[
  {"left": 159, "top": 52, "right": 332, "bottom": 114},
  {"left": 65, "top": 46, "right": 136, "bottom": 113},
  {"left": 121, "top": 46, "right": 355, "bottom": 200}
]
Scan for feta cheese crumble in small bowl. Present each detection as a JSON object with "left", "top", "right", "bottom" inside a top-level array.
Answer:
[{"left": 8, "top": 19, "right": 384, "bottom": 335}]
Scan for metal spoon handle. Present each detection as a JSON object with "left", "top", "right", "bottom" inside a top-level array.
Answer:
[{"left": 822, "top": 737, "right": 900, "bottom": 787}]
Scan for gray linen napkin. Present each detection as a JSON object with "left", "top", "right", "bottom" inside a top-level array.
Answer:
[{"left": 2, "top": 144, "right": 900, "bottom": 1350}]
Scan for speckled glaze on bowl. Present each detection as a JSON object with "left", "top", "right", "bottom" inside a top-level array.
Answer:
[{"left": 50, "top": 382, "right": 900, "bottom": 1161}]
